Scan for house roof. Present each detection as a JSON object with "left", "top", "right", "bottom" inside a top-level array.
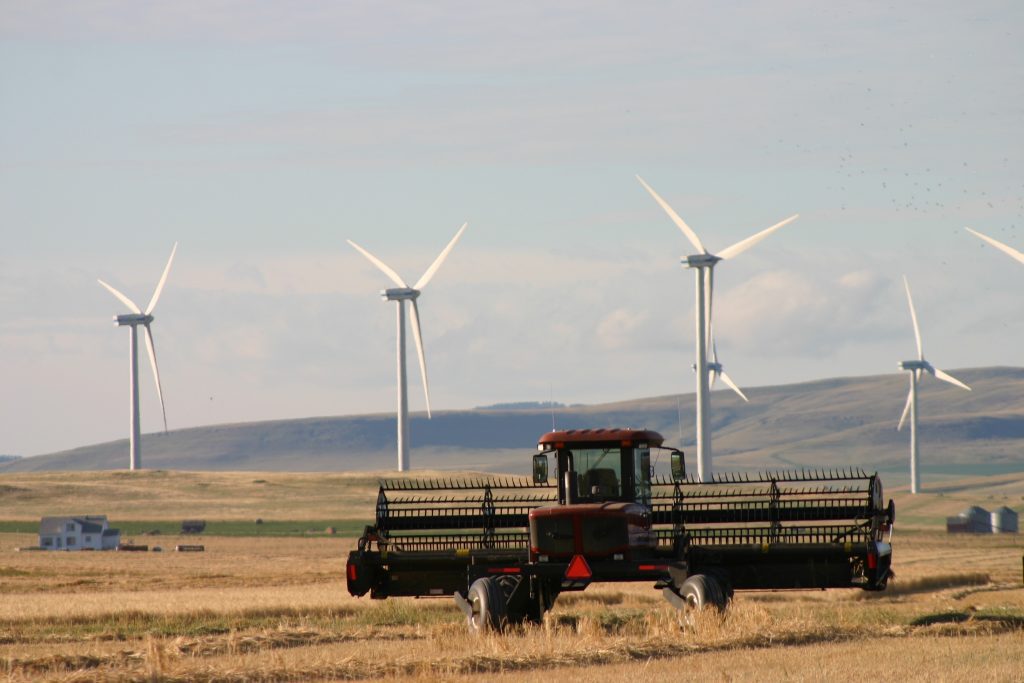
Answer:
[{"left": 38, "top": 516, "right": 109, "bottom": 535}]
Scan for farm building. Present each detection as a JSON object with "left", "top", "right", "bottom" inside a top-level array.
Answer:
[
  {"left": 38, "top": 516, "right": 120, "bottom": 550},
  {"left": 946, "top": 506, "right": 992, "bottom": 534},
  {"left": 991, "top": 506, "right": 1019, "bottom": 534}
]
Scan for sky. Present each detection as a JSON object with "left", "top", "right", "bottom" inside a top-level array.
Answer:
[{"left": 2, "top": 1, "right": 1023, "bottom": 457}]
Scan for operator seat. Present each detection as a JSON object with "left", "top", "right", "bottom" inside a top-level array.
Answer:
[{"left": 582, "top": 468, "right": 620, "bottom": 500}]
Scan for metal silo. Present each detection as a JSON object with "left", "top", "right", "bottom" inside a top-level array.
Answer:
[
  {"left": 991, "top": 506, "right": 1019, "bottom": 534},
  {"left": 961, "top": 506, "right": 991, "bottom": 533}
]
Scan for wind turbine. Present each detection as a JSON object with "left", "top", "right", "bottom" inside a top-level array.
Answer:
[
  {"left": 896, "top": 275, "right": 971, "bottom": 494},
  {"left": 97, "top": 243, "right": 177, "bottom": 471},
  {"left": 348, "top": 223, "right": 468, "bottom": 472},
  {"left": 707, "top": 336, "right": 749, "bottom": 403},
  {"left": 965, "top": 227, "right": 1024, "bottom": 265},
  {"left": 637, "top": 175, "right": 797, "bottom": 481}
]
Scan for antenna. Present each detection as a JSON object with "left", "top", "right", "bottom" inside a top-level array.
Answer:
[
  {"left": 677, "top": 395, "right": 683, "bottom": 444},
  {"left": 549, "top": 382, "right": 556, "bottom": 432}
]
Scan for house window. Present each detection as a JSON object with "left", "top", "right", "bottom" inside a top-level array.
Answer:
[
  {"left": 67, "top": 536, "right": 76, "bottom": 546},
  {"left": 42, "top": 537, "right": 53, "bottom": 547},
  {"left": 66, "top": 523, "right": 75, "bottom": 532},
  {"left": 84, "top": 535, "right": 92, "bottom": 543}
]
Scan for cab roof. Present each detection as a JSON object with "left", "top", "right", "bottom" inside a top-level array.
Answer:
[{"left": 538, "top": 428, "right": 664, "bottom": 449}]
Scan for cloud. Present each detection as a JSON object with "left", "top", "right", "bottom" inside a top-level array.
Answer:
[
  {"left": 713, "top": 260, "right": 898, "bottom": 358},
  {"left": 596, "top": 308, "right": 651, "bottom": 351}
]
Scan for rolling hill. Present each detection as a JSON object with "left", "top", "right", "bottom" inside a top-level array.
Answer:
[{"left": 3, "top": 367, "right": 1023, "bottom": 483}]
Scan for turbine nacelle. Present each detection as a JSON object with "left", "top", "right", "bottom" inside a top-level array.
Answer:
[
  {"left": 382, "top": 287, "right": 421, "bottom": 302},
  {"left": 683, "top": 253, "right": 721, "bottom": 268},
  {"left": 113, "top": 313, "right": 154, "bottom": 327},
  {"left": 898, "top": 360, "right": 929, "bottom": 372}
]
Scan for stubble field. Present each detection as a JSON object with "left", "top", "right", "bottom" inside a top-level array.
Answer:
[{"left": 1, "top": 471, "right": 1023, "bottom": 682}]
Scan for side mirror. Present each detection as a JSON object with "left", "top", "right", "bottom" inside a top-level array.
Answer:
[
  {"left": 532, "top": 453, "right": 549, "bottom": 484},
  {"left": 670, "top": 450, "right": 686, "bottom": 482}
]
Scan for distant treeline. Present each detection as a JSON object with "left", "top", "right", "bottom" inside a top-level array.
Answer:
[{"left": 0, "top": 455, "right": 21, "bottom": 463}]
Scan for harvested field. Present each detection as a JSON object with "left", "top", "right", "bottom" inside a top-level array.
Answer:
[
  {"left": 1, "top": 531, "right": 1022, "bottom": 681},
  {"left": 1, "top": 472, "right": 1022, "bottom": 681}
]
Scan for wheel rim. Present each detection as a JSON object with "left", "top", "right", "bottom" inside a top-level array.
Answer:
[
  {"left": 680, "top": 592, "right": 700, "bottom": 628},
  {"left": 470, "top": 593, "right": 484, "bottom": 630}
]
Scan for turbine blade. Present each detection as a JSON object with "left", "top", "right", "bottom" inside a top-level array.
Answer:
[
  {"left": 717, "top": 214, "right": 799, "bottom": 260},
  {"left": 896, "top": 387, "right": 913, "bottom": 431},
  {"left": 346, "top": 240, "right": 408, "bottom": 288},
  {"left": 635, "top": 175, "right": 706, "bottom": 253},
  {"left": 932, "top": 366, "right": 972, "bottom": 392},
  {"left": 708, "top": 366, "right": 718, "bottom": 389},
  {"left": 719, "top": 369, "right": 750, "bottom": 402},
  {"left": 414, "top": 222, "right": 468, "bottom": 290},
  {"left": 902, "top": 275, "right": 923, "bottom": 360},
  {"left": 145, "top": 242, "right": 178, "bottom": 315},
  {"left": 408, "top": 299, "right": 432, "bottom": 418},
  {"left": 143, "top": 323, "right": 168, "bottom": 433},
  {"left": 97, "top": 279, "right": 142, "bottom": 314},
  {"left": 965, "top": 227, "right": 1024, "bottom": 265}
]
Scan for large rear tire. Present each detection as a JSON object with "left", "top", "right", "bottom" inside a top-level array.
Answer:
[{"left": 467, "top": 577, "right": 507, "bottom": 633}]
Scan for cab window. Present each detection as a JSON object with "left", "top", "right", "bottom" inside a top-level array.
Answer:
[
  {"left": 571, "top": 447, "right": 622, "bottom": 501},
  {"left": 634, "top": 445, "right": 652, "bottom": 506}
]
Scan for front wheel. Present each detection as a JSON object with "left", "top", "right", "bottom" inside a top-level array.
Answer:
[
  {"left": 467, "top": 577, "right": 507, "bottom": 633},
  {"left": 666, "top": 574, "right": 727, "bottom": 628}
]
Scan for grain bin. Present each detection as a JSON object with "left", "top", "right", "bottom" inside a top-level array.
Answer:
[
  {"left": 959, "top": 506, "right": 991, "bottom": 533},
  {"left": 991, "top": 506, "right": 1019, "bottom": 534}
]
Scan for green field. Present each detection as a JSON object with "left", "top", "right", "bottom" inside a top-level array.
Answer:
[{"left": 2, "top": 469, "right": 1023, "bottom": 539}]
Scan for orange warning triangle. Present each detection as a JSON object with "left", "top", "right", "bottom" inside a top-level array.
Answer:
[{"left": 564, "top": 554, "right": 592, "bottom": 580}]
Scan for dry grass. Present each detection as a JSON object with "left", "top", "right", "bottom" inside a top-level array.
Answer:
[
  {"left": 0, "top": 531, "right": 1021, "bottom": 682},
  {"left": 1, "top": 470, "right": 1023, "bottom": 681}
]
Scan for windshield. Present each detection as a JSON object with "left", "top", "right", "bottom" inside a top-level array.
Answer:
[{"left": 572, "top": 447, "right": 622, "bottom": 501}]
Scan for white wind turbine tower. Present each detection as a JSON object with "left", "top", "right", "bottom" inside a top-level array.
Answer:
[
  {"left": 965, "top": 227, "right": 1024, "bottom": 265},
  {"left": 637, "top": 175, "right": 797, "bottom": 481},
  {"left": 97, "top": 243, "right": 177, "bottom": 471},
  {"left": 897, "top": 276, "right": 971, "bottom": 494},
  {"left": 348, "top": 223, "right": 468, "bottom": 472}
]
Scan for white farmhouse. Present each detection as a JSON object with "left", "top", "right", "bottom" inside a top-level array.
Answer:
[{"left": 38, "top": 516, "right": 120, "bottom": 550}]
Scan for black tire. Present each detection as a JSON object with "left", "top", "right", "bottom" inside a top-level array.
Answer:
[
  {"left": 467, "top": 577, "right": 507, "bottom": 633},
  {"left": 496, "top": 575, "right": 529, "bottom": 626},
  {"left": 676, "top": 574, "right": 726, "bottom": 627}
]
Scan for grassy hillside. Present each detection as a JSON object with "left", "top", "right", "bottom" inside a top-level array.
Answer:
[{"left": 3, "top": 367, "right": 1024, "bottom": 480}]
